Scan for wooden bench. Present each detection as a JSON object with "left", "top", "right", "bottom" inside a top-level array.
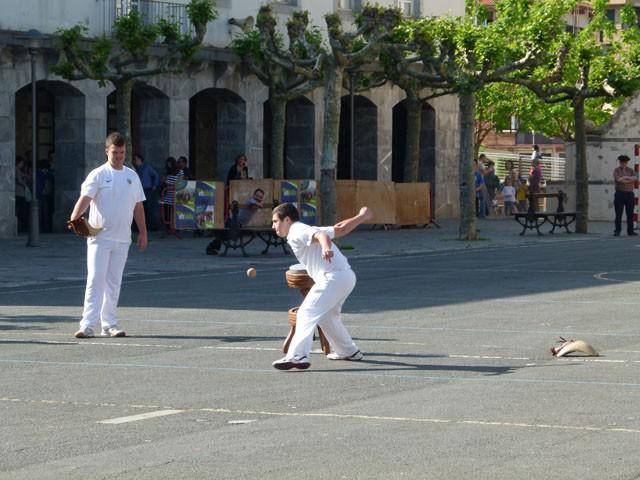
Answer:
[
  {"left": 206, "top": 201, "right": 290, "bottom": 257},
  {"left": 514, "top": 191, "right": 577, "bottom": 235}
]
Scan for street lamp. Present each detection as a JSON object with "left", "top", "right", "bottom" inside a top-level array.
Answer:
[{"left": 24, "top": 29, "right": 42, "bottom": 247}]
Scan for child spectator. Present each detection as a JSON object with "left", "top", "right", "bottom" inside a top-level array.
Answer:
[
  {"left": 516, "top": 173, "right": 528, "bottom": 212},
  {"left": 502, "top": 176, "right": 517, "bottom": 215}
]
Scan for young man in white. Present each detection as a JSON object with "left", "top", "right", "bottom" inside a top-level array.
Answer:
[
  {"left": 70, "top": 132, "right": 147, "bottom": 338},
  {"left": 271, "top": 203, "right": 373, "bottom": 370}
]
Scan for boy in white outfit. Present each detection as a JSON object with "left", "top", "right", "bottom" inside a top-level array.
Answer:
[
  {"left": 70, "top": 132, "right": 147, "bottom": 338},
  {"left": 271, "top": 203, "right": 373, "bottom": 370}
]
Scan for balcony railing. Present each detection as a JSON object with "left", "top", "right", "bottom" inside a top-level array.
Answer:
[{"left": 102, "top": 0, "right": 192, "bottom": 36}]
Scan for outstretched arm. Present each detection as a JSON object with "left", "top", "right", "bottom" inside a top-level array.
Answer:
[{"left": 333, "top": 207, "right": 373, "bottom": 238}]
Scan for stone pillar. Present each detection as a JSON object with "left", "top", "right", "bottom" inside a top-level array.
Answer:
[
  {"left": 169, "top": 96, "right": 189, "bottom": 170},
  {"left": 0, "top": 89, "right": 16, "bottom": 238},
  {"left": 53, "top": 91, "right": 87, "bottom": 232},
  {"left": 241, "top": 82, "right": 265, "bottom": 179},
  {"left": 285, "top": 98, "right": 315, "bottom": 179},
  {"left": 139, "top": 95, "right": 170, "bottom": 170},
  {"left": 377, "top": 91, "right": 395, "bottom": 181}
]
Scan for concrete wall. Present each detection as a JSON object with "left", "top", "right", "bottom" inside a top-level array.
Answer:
[{"left": 564, "top": 91, "right": 640, "bottom": 221}]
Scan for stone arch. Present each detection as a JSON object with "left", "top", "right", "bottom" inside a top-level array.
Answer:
[
  {"left": 338, "top": 95, "right": 378, "bottom": 180},
  {"left": 189, "top": 88, "right": 246, "bottom": 180},
  {"left": 391, "top": 100, "right": 436, "bottom": 185},
  {"left": 107, "top": 82, "right": 170, "bottom": 172},
  {"left": 263, "top": 96, "right": 315, "bottom": 179},
  {"left": 15, "top": 80, "right": 85, "bottom": 232}
]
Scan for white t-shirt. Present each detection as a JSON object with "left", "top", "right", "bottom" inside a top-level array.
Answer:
[
  {"left": 502, "top": 186, "right": 516, "bottom": 202},
  {"left": 286, "top": 222, "right": 351, "bottom": 282},
  {"left": 80, "top": 163, "right": 145, "bottom": 243}
]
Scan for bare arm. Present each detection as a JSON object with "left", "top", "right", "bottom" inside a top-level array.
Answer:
[
  {"left": 70, "top": 195, "right": 93, "bottom": 221},
  {"left": 313, "top": 231, "right": 334, "bottom": 263},
  {"left": 133, "top": 202, "right": 148, "bottom": 251},
  {"left": 333, "top": 207, "right": 373, "bottom": 238}
]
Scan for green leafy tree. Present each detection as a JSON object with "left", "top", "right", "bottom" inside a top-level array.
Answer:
[
  {"left": 52, "top": 0, "right": 217, "bottom": 163},
  {"left": 319, "top": 6, "right": 402, "bottom": 224},
  {"left": 385, "top": 0, "right": 574, "bottom": 239},
  {"left": 505, "top": 0, "right": 640, "bottom": 233},
  {"left": 232, "top": 5, "right": 323, "bottom": 179}
]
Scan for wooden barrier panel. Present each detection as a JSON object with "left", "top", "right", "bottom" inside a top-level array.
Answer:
[
  {"left": 395, "top": 182, "right": 431, "bottom": 225},
  {"left": 273, "top": 180, "right": 319, "bottom": 225},
  {"left": 357, "top": 180, "right": 396, "bottom": 224},
  {"left": 229, "top": 179, "right": 275, "bottom": 228},
  {"left": 174, "top": 180, "right": 225, "bottom": 229},
  {"left": 336, "top": 180, "right": 357, "bottom": 223},
  {"left": 336, "top": 180, "right": 396, "bottom": 224}
]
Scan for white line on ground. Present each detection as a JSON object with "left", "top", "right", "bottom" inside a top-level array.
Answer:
[
  {"left": 2, "top": 396, "right": 638, "bottom": 434},
  {"left": 3, "top": 337, "right": 640, "bottom": 364},
  {"left": 4, "top": 358, "right": 640, "bottom": 388},
  {"left": 97, "top": 409, "right": 184, "bottom": 424}
]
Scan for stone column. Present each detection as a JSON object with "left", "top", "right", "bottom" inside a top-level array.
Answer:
[
  {"left": 0, "top": 89, "right": 16, "bottom": 238},
  {"left": 168, "top": 96, "right": 189, "bottom": 168}
]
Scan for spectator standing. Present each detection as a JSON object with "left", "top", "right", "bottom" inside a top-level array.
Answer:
[
  {"left": 528, "top": 156, "right": 543, "bottom": 211},
  {"left": 15, "top": 156, "right": 30, "bottom": 233},
  {"left": 36, "top": 158, "right": 55, "bottom": 232},
  {"left": 226, "top": 154, "right": 249, "bottom": 185},
  {"left": 613, "top": 154, "right": 637, "bottom": 236},
  {"left": 133, "top": 153, "right": 161, "bottom": 227},
  {"left": 482, "top": 157, "right": 501, "bottom": 216},
  {"left": 178, "top": 156, "right": 192, "bottom": 179},
  {"left": 160, "top": 157, "right": 184, "bottom": 235},
  {"left": 473, "top": 159, "right": 486, "bottom": 218},
  {"left": 516, "top": 171, "right": 529, "bottom": 212},
  {"left": 502, "top": 176, "right": 518, "bottom": 215}
]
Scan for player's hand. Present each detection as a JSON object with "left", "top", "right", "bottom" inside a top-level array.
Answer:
[
  {"left": 138, "top": 232, "right": 148, "bottom": 252},
  {"left": 322, "top": 248, "right": 333, "bottom": 263},
  {"left": 359, "top": 206, "right": 373, "bottom": 222}
]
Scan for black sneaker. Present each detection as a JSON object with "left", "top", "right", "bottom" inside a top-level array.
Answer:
[
  {"left": 614, "top": 231, "right": 621, "bottom": 237},
  {"left": 629, "top": 232, "right": 638, "bottom": 236},
  {"left": 272, "top": 356, "right": 310, "bottom": 370}
]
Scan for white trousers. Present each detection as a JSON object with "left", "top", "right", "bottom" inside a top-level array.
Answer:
[
  {"left": 288, "top": 269, "right": 358, "bottom": 361},
  {"left": 80, "top": 237, "right": 130, "bottom": 330}
]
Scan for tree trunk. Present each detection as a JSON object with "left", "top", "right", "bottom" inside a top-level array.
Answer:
[
  {"left": 320, "top": 66, "right": 343, "bottom": 225},
  {"left": 459, "top": 92, "right": 477, "bottom": 240},
  {"left": 573, "top": 95, "right": 588, "bottom": 234},
  {"left": 403, "top": 92, "right": 422, "bottom": 182},
  {"left": 270, "top": 95, "right": 286, "bottom": 179},
  {"left": 115, "top": 79, "right": 134, "bottom": 166}
]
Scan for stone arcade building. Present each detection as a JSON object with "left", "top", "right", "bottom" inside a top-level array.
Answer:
[{"left": 0, "top": 0, "right": 464, "bottom": 238}]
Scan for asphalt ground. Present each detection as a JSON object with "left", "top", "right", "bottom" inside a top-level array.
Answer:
[{"left": 2, "top": 232, "right": 640, "bottom": 479}]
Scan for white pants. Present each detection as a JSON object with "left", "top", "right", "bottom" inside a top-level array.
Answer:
[
  {"left": 80, "top": 237, "right": 130, "bottom": 331},
  {"left": 288, "top": 269, "right": 358, "bottom": 361}
]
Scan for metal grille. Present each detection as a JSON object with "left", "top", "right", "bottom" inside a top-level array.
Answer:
[
  {"left": 481, "top": 151, "right": 567, "bottom": 182},
  {"left": 102, "top": 0, "right": 192, "bottom": 36}
]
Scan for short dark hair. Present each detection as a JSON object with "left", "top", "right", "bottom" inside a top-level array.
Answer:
[
  {"left": 254, "top": 188, "right": 265, "bottom": 196},
  {"left": 134, "top": 153, "right": 144, "bottom": 162},
  {"left": 273, "top": 202, "right": 299, "bottom": 222},
  {"left": 106, "top": 132, "right": 125, "bottom": 148},
  {"left": 618, "top": 155, "right": 631, "bottom": 163},
  {"left": 532, "top": 144, "right": 540, "bottom": 150}
]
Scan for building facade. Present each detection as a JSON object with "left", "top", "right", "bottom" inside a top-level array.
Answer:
[{"left": 0, "top": 0, "right": 465, "bottom": 238}]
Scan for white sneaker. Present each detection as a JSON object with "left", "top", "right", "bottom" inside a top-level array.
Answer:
[
  {"left": 272, "top": 356, "right": 311, "bottom": 370},
  {"left": 74, "top": 327, "right": 94, "bottom": 339},
  {"left": 101, "top": 326, "right": 126, "bottom": 337},
  {"left": 326, "top": 350, "right": 363, "bottom": 361}
]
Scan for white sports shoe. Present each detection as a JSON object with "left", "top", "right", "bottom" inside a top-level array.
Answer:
[
  {"left": 101, "top": 326, "right": 126, "bottom": 337},
  {"left": 272, "top": 356, "right": 311, "bottom": 370},
  {"left": 74, "top": 327, "right": 94, "bottom": 339},
  {"left": 326, "top": 350, "right": 363, "bottom": 361}
]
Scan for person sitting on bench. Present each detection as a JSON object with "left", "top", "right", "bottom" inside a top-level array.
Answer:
[
  {"left": 207, "top": 188, "right": 266, "bottom": 255},
  {"left": 237, "top": 188, "right": 265, "bottom": 227}
]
